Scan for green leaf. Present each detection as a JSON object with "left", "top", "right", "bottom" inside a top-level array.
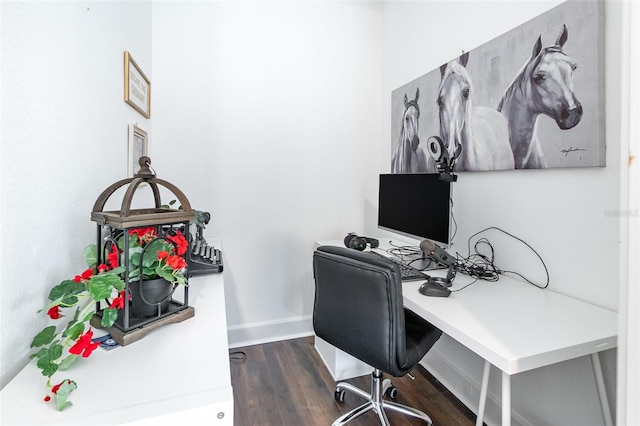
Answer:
[
  {"left": 48, "top": 342, "right": 63, "bottom": 360},
  {"left": 55, "top": 380, "right": 77, "bottom": 411},
  {"left": 109, "top": 266, "right": 125, "bottom": 275},
  {"left": 60, "top": 295, "right": 79, "bottom": 306},
  {"left": 83, "top": 245, "right": 97, "bottom": 268},
  {"left": 31, "top": 326, "right": 57, "bottom": 348},
  {"left": 38, "top": 360, "right": 58, "bottom": 377},
  {"left": 174, "top": 273, "right": 187, "bottom": 286},
  {"left": 57, "top": 355, "right": 78, "bottom": 371},
  {"left": 142, "top": 239, "right": 168, "bottom": 267},
  {"left": 35, "top": 343, "right": 63, "bottom": 377},
  {"left": 194, "top": 210, "right": 207, "bottom": 229},
  {"left": 155, "top": 266, "right": 175, "bottom": 283},
  {"left": 48, "top": 280, "right": 84, "bottom": 304},
  {"left": 29, "top": 347, "right": 47, "bottom": 360},
  {"left": 87, "top": 274, "right": 125, "bottom": 299},
  {"left": 101, "top": 308, "right": 118, "bottom": 328},
  {"left": 128, "top": 246, "right": 144, "bottom": 274}
]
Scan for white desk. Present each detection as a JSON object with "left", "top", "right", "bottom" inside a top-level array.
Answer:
[
  {"left": 314, "top": 241, "right": 617, "bottom": 426},
  {"left": 1, "top": 240, "right": 233, "bottom": 425},
  {"left": 403, "top": 270, "right": 617, "bottom": 426}
]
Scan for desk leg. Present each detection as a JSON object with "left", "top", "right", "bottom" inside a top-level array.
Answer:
[
  {"left": 476, "top": 361, "right": 491, "bottom": 426},
  {"left": 591, "top": 353, "right": 613, "bottom": 426},
  {"left": 502, "top": 371, "right": 511, "bottom": 426}
]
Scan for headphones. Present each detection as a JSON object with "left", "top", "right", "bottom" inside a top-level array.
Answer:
[{"left": 344, "top": 232, "right": 380, "bottom": 251}]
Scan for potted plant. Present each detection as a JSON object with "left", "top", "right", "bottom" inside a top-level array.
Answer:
[{"left": 29, "top": 226, "right": 189, "bottom": 411}]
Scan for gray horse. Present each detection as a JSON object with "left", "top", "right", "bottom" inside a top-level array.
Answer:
[
  {"left": 391, "top": 88, "right": 420, "bottom": 174},
  {"left": 498, "top": 25, "right": 583, "bottom": 169}
]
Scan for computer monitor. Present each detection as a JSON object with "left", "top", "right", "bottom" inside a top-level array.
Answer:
[{"left": 377, "top": 173, "right": 452, "bottom": 248}]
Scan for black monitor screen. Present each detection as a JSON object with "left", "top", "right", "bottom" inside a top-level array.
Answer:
[{"left": 377, "top": 174, "right": 452, "bottom": 246}]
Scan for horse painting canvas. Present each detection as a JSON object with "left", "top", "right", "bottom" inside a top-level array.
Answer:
[
  {"left": 391, "top": 88, "right": 421, "bottom": 174},
  {"left": 438, "top": 53, "right": 514, "bottom": 171},
  {"left": 390, "top": 0, "right": 604, "bottom": 173}
]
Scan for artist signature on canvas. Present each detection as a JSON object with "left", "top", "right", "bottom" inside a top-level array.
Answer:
[{"left": 560, "top": 146, "right": 587, "bottom": 157}]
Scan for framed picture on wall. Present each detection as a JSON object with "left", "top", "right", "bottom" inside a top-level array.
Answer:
[
  {"left": 390, "top": 1, "right": 604, "bottom": 173},
  {"left": 124, "top": 51, "right": 151, "bottom": 118},
  {"left": 128, "top": 124, "right": 148, "bottom": 177}
]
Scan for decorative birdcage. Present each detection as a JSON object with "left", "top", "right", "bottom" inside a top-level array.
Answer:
[{"left": 89, "top": 156, "right": 195, "bottom": 345}]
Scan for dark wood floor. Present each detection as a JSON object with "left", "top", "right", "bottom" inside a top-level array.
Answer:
[{"left": 230, "top": 336, "right": 478, "bottom": 425}]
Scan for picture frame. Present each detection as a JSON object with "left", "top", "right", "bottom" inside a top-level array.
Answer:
[
  {"left": 391, "top": 1, "right": 604, "bottom": 173},
  {"left": 124, "top": 51, "right": 151, "bottom": 118},
  {"left": 128, "top": 124, "right": 148, "bottom": 177}
]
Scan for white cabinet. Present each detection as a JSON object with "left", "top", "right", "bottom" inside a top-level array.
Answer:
[{"left": 1, "top": 240, "right": 232, "bottom": 425}]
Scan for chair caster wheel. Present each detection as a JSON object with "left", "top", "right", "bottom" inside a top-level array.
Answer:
[
  {"left": 334, "top": 388, "right": 346, "bottom": 403},
  {"left": 386, "top": 385, "right": 397, "bottom": 400}
]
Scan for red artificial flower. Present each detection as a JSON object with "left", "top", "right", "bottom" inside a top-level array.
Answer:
[
  {"left": 47, "top": 306, "right": 63, "bottom": 319},
  {"left": 97, "top": 263, "right": 109, "bottom": 273},
  {"left": 165, "top": 255, "right": 187, "bottom": 270},
  {"left": 74, "top": 268, "right": 95, "bottom": 282},
  {"left": 158, "top": 250, "right": 186, "bottom": 270},
  {"left": 107, "top": 245, "right": 119, "bottom": 269},
  {"left": 129, "top": 227, "right": 157, "bottom": 244},
  {"left": 167, "top": 231, "right": 189, "bottom": 256},
  {"left": 109, "top": 291, "right": 126, "bottom": 310},
  {"left": 69, "top": 329, "right": 99, "bottom": 358}
]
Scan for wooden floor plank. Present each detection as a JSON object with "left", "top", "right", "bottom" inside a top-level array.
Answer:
[
  {"left": 231, "top": 344, "right": 285, "bottom": 426},
  {"left": 231, "top": 336, "right": 478, "bottom": 425}
]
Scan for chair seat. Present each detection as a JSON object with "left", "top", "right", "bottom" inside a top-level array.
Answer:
[{"left": 402, "top": 308, "right": 442, "bottom": 374}]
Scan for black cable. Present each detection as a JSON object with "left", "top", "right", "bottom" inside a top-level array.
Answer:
[
  {"left": 449, "top": 196, "right": 458, "bottom": 244},
  {"left": 461, "top": 226, "right": 549, "bottom": 289},
  {"left": 379, "top": 241, "right": 437, "bottom": 272},
  {"left": 450, "top": 277, "right": 479, "bottom": 293},
  {"left": 386, "top": 241, "right": 421, "bottom": 257}
]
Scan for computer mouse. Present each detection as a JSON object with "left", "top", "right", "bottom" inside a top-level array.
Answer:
[{"left": 419, "top": 280, "right": 451, "bottom": 297}]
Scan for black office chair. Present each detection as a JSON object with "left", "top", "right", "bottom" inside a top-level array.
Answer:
[{"left": 313, "top": 245, "right": 442, "bottom": 426}]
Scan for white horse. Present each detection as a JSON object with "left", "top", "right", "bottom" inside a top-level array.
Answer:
[
  {"left": 437, "top": 52, "right": 514, "bottom": 171},
  {"left": 391, "top": 88, "right": 420, "bottom": 174},
  {"left": 498, "top": 25, "right": 582, "bottom": 169}
]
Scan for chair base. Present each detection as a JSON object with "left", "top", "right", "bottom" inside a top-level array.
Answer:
[{"left": 332, "top": 369, "right": 433, "bottom": 426}]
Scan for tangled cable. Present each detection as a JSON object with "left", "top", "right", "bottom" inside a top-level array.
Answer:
[
  {"left": 454, "top": 227, "right": 549, "bottom": 290},
  {"left": 380, "top": 241, "right": 439, "bottom": 271}
]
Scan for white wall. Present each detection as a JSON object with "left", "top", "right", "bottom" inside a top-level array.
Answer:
[
  {"left": 2, "top": 1, "right": 636, "bottom": 424},
  {"left": 377, "top": 1, "right": 622, "bottom": 425},
  {"left": 151, "top": 1, "right": 382, "bottom": 346},
  {"left": 0, "top": 1, "right": 152, "bottom": 389}
]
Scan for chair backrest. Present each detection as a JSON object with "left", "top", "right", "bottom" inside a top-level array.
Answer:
[{"left": 312, "top": 245, "right": 408, "bottom": 375}]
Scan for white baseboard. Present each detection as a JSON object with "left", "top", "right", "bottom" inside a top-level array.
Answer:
[{"left": 227, "top": 315, "right": 314, "bottom": 349}]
